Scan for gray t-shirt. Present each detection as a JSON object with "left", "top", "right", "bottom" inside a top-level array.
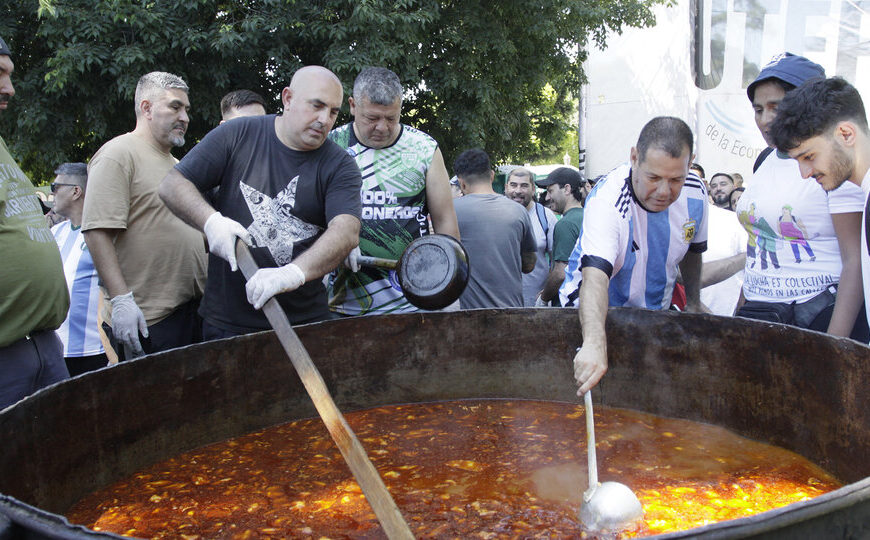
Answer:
[{"left": 454, "top": 194, "right": 536, "bottom": 308}]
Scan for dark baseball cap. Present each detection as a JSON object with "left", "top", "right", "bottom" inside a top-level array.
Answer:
[
  {"left": 535, "top": 167, "right": 583, "bottom": 189},
  {"left": 0, "top": 36, "right": 10, "bottom": 57},
  {"left": 746, "top": 52, "right": 825, "bottom": 101}
]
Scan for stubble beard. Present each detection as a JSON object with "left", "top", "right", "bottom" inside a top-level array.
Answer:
[{"left": 823, "top": 144, "right": 855, "bottom": 192}]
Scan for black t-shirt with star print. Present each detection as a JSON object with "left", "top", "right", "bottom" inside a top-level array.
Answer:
[{"left": 176, "top": 114, "right": 362, "bottom": 333}]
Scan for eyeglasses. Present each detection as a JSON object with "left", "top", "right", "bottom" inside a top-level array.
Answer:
[{"left": 50, "top": 183, "right": 78, "bottom": 193}]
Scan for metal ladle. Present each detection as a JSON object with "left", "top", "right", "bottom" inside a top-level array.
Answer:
[{"left": 578, "top": 390, "right": 644, "bottom": 532}]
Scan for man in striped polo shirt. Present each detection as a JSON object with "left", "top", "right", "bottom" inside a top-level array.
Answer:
[
  {"left": 50, "top": 163, "right": 108, "bottom": 376},
  {"left": 327, "top": 67, "right": 460, "bottom": 316},
  {"left": 563, "top": 117, "right": 709, "bottom": 394}
]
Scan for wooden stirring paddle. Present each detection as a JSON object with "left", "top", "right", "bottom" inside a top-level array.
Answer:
[{"left": 235, "top": 240, "right": 414, "bottom": 540}]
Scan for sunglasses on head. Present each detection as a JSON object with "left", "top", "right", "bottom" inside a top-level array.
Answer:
[{"left": 50, "top": 182, "right": 78, "bottom": 193}]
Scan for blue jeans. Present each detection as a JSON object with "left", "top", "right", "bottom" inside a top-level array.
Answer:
[{"left": 0, "top": 330, "right": 69, "bottom": 410}]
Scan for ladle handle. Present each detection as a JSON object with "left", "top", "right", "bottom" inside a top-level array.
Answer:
[
  {"left": 585, "top": 390, "right": 599, "bottom": 497},
  {"left": 358, "top": 255, "right": 398, "bottom": 269},
  {"left": 235, "top": 240, "right": 414, "bottom": 540}
]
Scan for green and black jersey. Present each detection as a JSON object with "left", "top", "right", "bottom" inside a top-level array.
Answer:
[{"left": 327, "top": 123, "right": 438, "bottom": 315}]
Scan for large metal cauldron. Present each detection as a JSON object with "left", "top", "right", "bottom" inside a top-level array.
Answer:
[{"left": 1, "top": 308, "right": 870, "bottom": 539}]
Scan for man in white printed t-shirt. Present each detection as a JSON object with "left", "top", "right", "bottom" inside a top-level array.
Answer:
[
  {"left": 734, "top": 53, "right": 867, "bottom": 341},
  {"left": 771, "top": 76, "right": 870, "bottom": 341},
  {"left": 564, "top": 117, "right": 709, "bottom": 395}
]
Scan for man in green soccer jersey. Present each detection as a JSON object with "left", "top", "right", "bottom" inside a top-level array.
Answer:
[{"left": 328, "top": 67, "right": 460, "bottom": 315}]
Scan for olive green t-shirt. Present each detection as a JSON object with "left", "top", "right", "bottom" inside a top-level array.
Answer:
[
  {"left": 82, "top": 132, "right": 207, "bottom": 325},
  {"left": 0, "top": 136, "right": 69, "bottom": 347}
]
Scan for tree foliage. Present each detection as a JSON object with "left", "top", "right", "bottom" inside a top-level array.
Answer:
[{"left": 0, "top": 0, "right": 663, "bottom": 182}]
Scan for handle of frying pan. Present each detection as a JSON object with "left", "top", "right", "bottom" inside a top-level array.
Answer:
[
  {"left": 235, "top": 240, "right": 414, "bottom": 540},
  {"left": 357, "top": 255, "right": 398, "bottom": 270}
]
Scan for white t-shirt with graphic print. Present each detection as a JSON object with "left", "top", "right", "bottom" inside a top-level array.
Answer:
[{"left": 735, "top": 151, "right": 864, "bottom": 304}]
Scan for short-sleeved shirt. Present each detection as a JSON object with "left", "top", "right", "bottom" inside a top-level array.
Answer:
[
  {"left": 736, "top": 150, "right": 865, "bottom": 303},
  {"left": 176, "top": 114, "right": 362, "bottom": 332},
  {"left": 559, "top": 163, "right": 708, "bottom": 308},
  {"left": 453, "top": 193, "right": 537, "bottom": 309},
  {"left": 552, "top": 207, "right": 584, "bottom": 262},
  {"left": 522, "top": 202, "right": 558, "bottom": 306},
  {"left": 701, "top": 205, "right": 747, "bottom": 316},
  {"left": 327, "top": 123, "right": 437, "bottom": 315},
  {"left": 0, "top": 136, "right": 69, "bottom": 347},
  {"left": 52, "top": 221, "right": 104, "bottom": 357},
  {"left": 82, "top": 132, "right": 207, "bottom": 325}
]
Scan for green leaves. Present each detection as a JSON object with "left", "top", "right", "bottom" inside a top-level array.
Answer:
[
  {"left": 36, "top": 0, "right": 56, "bottom": 18},
  {"left": 0, "top": 0, "right": 662, "bottom": 182}
]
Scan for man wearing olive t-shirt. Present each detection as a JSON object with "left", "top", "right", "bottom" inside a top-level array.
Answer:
[{"left": 0, "top": 35, "right": 70, "bottom": 409}]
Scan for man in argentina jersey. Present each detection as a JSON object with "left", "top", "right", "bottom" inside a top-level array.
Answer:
[
  {"left": 50, "top": 163, "right": 108, "bottom": 376},
  {"left": 563, "top": 117, "right": 708, "bottom": 394},
  {"left": 328, "top": 67, "right": 459, "bottom": 316}
]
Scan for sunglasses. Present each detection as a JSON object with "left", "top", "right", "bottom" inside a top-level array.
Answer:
[{"left": 50, "top": 183, "right": 78, "bottom": 193}]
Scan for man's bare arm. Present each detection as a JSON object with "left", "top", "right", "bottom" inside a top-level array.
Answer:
[
  {"left": 828, "top": 211, "right": 863, "bottom": 337},
  {"left": 701, "top": 252, "right": 745, "bottom": 288},
  {"left": 679, "top": 250, "right": 707, "bottom": 313},
  {"left": 573, "top": 266, "right": 610, "bottom": 394},
  {"left": 244, "top": 214, "right": 360, "bottom": 309},
  {"left": 83, "top": 229, "right": 129, "bottom": 298},
  {"left": 425, "top": 148, "right": 460, "bottom": 240},
  {"left": 521, "top": 251, "right": 536, "bottom": 274},
  {"left": 292, "top": 214, "right": 360, "bottom": 281},
  {"left": 159, "top": 168, "right": 216, "bottom": 231},
  {"left": 541, "top": 261, "right": 567, "bottom": 302}
]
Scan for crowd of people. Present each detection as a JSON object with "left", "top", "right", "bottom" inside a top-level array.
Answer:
[{"left": 3, "top": 33, "right": 870, "bottom": 410}]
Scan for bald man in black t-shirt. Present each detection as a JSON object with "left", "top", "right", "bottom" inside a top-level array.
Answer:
[{"left": 160, "top": 66, "right": 362, "bottom": 338}]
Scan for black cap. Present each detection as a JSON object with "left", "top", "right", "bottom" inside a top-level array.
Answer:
[
  {"left": 535, "top": 167, "right": 583, "bottom": 189},
  {"left": 0, "top": 36, "right": 10, "bottom": 57},
  {"left": 747, "top": 52, "right": 825, "bottom": 101}
]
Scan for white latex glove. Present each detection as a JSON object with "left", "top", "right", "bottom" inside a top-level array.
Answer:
[
  {"left": 344, "top": 246, "right": 361, "bottom": 273},
  {"left": 110, "top": 292, "right": 148, "bottom": 358},
  {"left": 203, "top": 211, "right": 252, "bottom": 272},
  {"left": 246, "top": 263, "right": 306, "bottom": 310}
]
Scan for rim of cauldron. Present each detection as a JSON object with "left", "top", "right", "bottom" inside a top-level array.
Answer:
[{"left": 2, "top": 309, "right": 869, "bottom": 539}]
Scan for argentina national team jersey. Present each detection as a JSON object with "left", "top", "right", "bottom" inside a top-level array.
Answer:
[
  {"left": 558, "top": 163, "right": 708, "bottom": 309},
  {"left": 52, "top": 221, "right": 105, "bottom": 357}
]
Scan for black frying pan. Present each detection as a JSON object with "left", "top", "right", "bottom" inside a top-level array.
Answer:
[{"left": 357, "top": 234, "right": 469, "bottom": 310}]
